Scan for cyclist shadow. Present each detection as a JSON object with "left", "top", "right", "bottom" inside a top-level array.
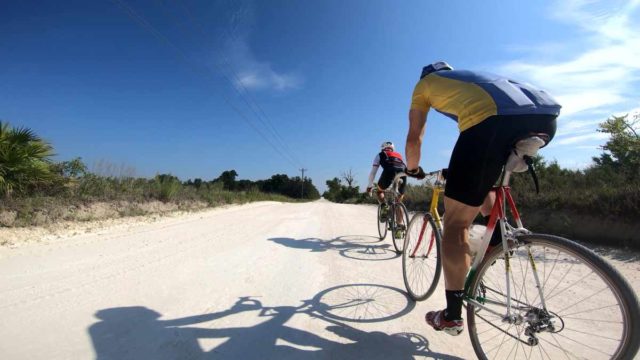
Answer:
[
  {"left": 89, "top": 285, "right": 463, "bottom": 360},
  {"left": 269, "top": 235, "right": 399, "bottom": 261}
]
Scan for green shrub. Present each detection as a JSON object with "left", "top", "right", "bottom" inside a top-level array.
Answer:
[
  {"left": 0, "top": 122, "right": 55, "bottom": 196},
  {"left": 154, "top": 174, "right": 181, "bottom": 202}
]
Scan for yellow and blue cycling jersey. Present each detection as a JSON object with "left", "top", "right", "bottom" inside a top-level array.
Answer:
[{"left": 410, "top": 70, "right": 561, "bottom": 132}]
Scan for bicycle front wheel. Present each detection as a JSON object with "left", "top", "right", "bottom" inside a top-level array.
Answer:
[
  {"left": 391, "top": 203, "right": 410, "bottom": 253},
  {"left": 467, "top": 234, "right": 640, "bottom": 360},
  {"left": 402, "top": 212, "right": 442, "bottom": 301},
  {"left": 377, "top": 203, "right": 388, "bottom": 240}
]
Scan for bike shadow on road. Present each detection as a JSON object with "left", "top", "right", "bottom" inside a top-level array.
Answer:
[
  {"left": 89, "top": 283, "right": 464, "bottom": 360},
  {"left": 268, "top": 235, "right": 400, "bottom": 261}
]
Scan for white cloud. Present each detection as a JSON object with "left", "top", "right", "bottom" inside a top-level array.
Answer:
[
  {"left": 500, "top": 0, "right": 640, "bottom": 148},
  {"left": 613, "top": 107, "right": 640, "bottom": 119},
  {"left": 552, "top": 132, "right": 609, "bottom": 146},
  {"left": 219, "top": 6, "right": 302, "bottom": 92},
  {"left": 236, "top": 67, "right": 301, "bottom": 91},
  {"left": 556, "top": 118, "right": 604, "bottom": 136}
]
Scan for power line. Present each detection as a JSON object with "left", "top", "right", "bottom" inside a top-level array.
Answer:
[
  {"left": 111, "top": 0, "right": 302, "bottom": 169},
  {"left": 171, "top": 0, "right": 304, "bottom": 168}
]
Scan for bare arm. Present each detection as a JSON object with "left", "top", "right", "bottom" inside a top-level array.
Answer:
[{"left": 405, "top": 109, "right": 427, "bottom": 170}]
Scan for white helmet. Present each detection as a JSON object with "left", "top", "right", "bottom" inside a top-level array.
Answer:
[{"left": 381, "top": 141, "right": 394, "bottom": 151}]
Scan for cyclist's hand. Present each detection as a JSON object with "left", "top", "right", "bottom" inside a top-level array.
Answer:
[
  {"left": 406, "top": 166, "right": 426, "bottom": 180},
  {"left": 366, "top": 187, "right": 373, "bottom": 195}
]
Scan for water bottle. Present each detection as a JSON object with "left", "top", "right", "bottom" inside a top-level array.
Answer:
[{"left": 468, "top": 224, "right": 487, "bottom": 257}]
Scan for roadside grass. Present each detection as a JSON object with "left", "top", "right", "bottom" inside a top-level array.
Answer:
[
  {"left": 397, "top": 175, "right": 640, "bottom": 249},
  {"left": 0, "top": 175, "right": 299, "bottom": 227}
]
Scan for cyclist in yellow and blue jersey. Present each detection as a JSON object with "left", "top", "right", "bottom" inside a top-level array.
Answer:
[{"left": 404, "top": 61, "right": 561, "bottom": 336}]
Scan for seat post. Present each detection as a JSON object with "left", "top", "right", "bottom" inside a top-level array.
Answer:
[{"left": 501, "top": 169, "right": 513, "bottom": 187}]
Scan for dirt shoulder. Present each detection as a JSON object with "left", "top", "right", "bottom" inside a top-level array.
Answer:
[{"left": 0, "top": 201, "right": 281, "bottom": 248}]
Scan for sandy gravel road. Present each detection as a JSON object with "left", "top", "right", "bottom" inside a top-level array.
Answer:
[{"left": 1, "top": 200, "right": 638, "bottom": 359}]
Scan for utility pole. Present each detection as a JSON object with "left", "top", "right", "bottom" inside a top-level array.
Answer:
[{"left": 299, "top": 168, "right": 307, "bottom": 199}]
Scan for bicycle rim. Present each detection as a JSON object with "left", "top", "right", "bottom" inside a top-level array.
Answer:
[
  {"left": 402, "top": 212, "right": 441, "bottom": 301},
  {"left": 467, "top": 234, "right": 639, "bottom": 360},
  {"left": 377, "top": 204, "right": 387, "bottom": 240},
  {"left": 391, "top": 203, "right": 409, "bottom": 253}
]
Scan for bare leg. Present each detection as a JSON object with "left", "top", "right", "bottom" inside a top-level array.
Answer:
[
  {"left": 395, "top": 195, "right": 405, "bottom": 225},
  {"left": 479, "top": 191, "right": 503, "bottom": 247},
  {"left": 442, "top": 196, "right": 481, "bottom": 290},
  {"left": 479, "top": 192, "right": 495, "bottom": 217}
]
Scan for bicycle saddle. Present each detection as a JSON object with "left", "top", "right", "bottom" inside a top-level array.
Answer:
[{"left": 505, "top": 136, "right": 546, "bottom": 173}]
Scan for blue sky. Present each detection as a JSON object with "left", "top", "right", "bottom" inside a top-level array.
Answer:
[{"left": 1, "top": 0, "right": 639, "bottom": 192}]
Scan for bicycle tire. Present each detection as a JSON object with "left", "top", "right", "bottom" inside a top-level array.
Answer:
[
  {"left": 467, "top": 234, "right": 640, "bottom": 360},
  {"left": 391, "top": 202, "right": 410, "bottom": 253},
  {"left": 402, "top": 212, "right": 442, "bottom": 301},
  {"left": 377, "top": 203, "right": 388, "bottom": 240}
]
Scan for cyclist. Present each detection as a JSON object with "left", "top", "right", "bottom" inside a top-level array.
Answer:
[
  {"left": 366, "top": 141, "right": 408, "bottom": 237},
  {"left": 404, "top": 61, "right": 560, "bottom": 336}
]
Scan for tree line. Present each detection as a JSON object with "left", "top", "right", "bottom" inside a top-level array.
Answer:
[
  {"left": 0, "top": 121, "right": 320, "bottom": 226},
  {"left": 185, "top": 170, "right": 320, "bottom": 200}
]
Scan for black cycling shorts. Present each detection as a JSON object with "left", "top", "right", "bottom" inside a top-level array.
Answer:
[
  {"left": 445, "top": 114, "right": 557, "bottom": 206},
  {"left": 378, "top": 168, "right": 407, "bottom": 195}
]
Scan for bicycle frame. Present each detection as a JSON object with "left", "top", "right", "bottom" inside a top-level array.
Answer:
[
  {"left": 374, "top": 173, "right": 405, "bottom": 206},
  {"left": 463, "top": 170, "right": 548, "bottom": 322},
  {"left": 409, "top": 172, "right": 444, "bottom": 259},
  {"left": 388, "top": 173, "right": 406, "bottom": 205},
  {"left": 429, "top": 185, "right": 444, "bottom": 229}
]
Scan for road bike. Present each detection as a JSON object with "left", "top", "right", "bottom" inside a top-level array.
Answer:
[
  {"left": 402, "top": 169, "right": 445, "bottom": 301},
  {"left": 373, "top": 174, "right": 410, "bottom": 254},
  {"left": 404, "top": 136, "right": 640, "bottom": 359}
]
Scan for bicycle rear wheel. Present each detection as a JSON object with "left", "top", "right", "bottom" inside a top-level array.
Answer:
[
  {"left": 377, "top": 203, "right": 388, "bottom": 240},
  {"left": 467, "top": 234, "right": 640, "bottom": 360},
  {"left": 391, "top": 203, "right": 409, "bottom": 253},
  {"left": 402, "top": 212, "right": 442, "bottom": 301}
]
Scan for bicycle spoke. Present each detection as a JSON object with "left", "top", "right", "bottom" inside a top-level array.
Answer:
[
  {"left": 561, "top": 316, "right": 622, "bottom": 324},
  {"left": 553, "top": 331, "right": 615, "bottom": 357},
  {"left": 537, "top": 341, "right": 551, "bottom": 360},
  {"left": 554, "top": 286, "right": 610, "bottom": 314},
  {"left": 513, "top": 252, "right": 531, "bottom": 308},
  {"left": 493, "top": 324, "right": 516, "bottom": 359},
  {"left": 506, "top": 334, "right": 519, "bottom": 359},
  {"left": 544, "top": 269, "right": 595, "bottom": 304},
  {"left": 514, "top": 317, "right": 529, "bottom": 359},
  {"left": 540, "top": 248, "right": 562, "bottom": 297},
  {"left": 542, "top": 334, "right": 574, "bottom": 360},
  {"left": 485, "top": 325, "right": 510, "bottom": 357},
  {"left": 562, "top": 327, "right": 621, "bottom": 342},
  {"left": 526, "top": 342, "right": 534, "bottom": 360},
  {"left": 477, "top": 325, "right": 501, "bottom": 336},
  {"left": 467, "top": 236, "right": 636, "bottom": 360},
  {"left": 403, "top": 214, "right": 440, "bottom": 300},
  {"left": 542, "top": 248, "right": 547, "bottom": 300}
]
